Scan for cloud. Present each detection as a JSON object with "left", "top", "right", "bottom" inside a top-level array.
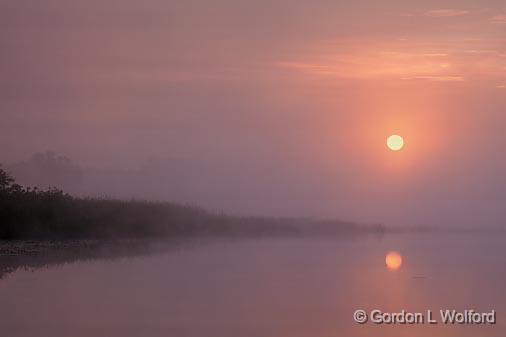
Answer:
[
  {"left": 402, "top": 76, "right": 465, "bottom": 82},
  {"left": 425, "top": 9, "right": 469, "bottom": 17},
  {"left": 275, "top": 35, "right": 506, "bottom": 83},
  {"left": 422, "top": 53, "right": 449, "bottom": 57},
  {"left": 490, "top": 15, "right": 506, "bottom": 24},
  {"left": 275, "top": 62, "right": 335, "bottom": 75},
  {"left": 276, "top": 50, "right": 461, "bottom": 81}
]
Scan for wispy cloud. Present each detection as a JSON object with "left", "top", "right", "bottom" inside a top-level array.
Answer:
[
  {"left": 276, "top": 37, "right": 506, "bottom": 84},
  {"left": 490, "top": 15, "right": 506, "bottom": 24},
  {"left": 425, "top": 9, "right": 469, "bottom": 17},
  {"left": 276, "top": 48, "right": 461, "bottom": 81},
  {"left": 423, "top": 53, "right": 449, "bottom": 57},
  {"left": 464, "top": 49, "right": 505, "bottom": 56},
  {"left": 275, "top": 62, "right": 335, "bottom": 75},
  {"left": 402, "top": 76, "right": 465, "bottom": 82}
]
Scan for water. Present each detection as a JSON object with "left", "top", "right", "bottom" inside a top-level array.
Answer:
[{"left": 1, "top": 233, "right": 505, "bottom": 337}]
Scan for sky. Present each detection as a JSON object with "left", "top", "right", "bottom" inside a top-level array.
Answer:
[{"left": 1, "top": 0, "right": 506, "bottom": 227}]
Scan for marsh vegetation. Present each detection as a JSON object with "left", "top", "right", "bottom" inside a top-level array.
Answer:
[{"left": 0, "top": 166, "right": 380, "bottom": 240}]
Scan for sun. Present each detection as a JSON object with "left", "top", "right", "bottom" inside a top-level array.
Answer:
[
  {"left": 385, "top": 251, "right": 402, "bottom": 271},
  {"left": 386, "top": 134, "right": 404, "bottom": 151}
]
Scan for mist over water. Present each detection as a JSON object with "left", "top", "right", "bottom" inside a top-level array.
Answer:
[
  {"left": 1, "top": 233, "right": 505, "bottom": 337},
  {"left": 5, "top": 150, "right": 506, "bottom": 229}
]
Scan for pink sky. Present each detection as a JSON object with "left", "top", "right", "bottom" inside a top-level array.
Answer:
[{"left": 1, "top": 0, "right": 506, "bottom": 226}]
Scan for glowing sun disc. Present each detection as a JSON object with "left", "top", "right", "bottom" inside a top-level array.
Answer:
[
  {"left": 387, "top": 135, "right": 404, "bottom": 151},
  {"left": 385, "top": 251, "right": 403, "bottom": 271}
]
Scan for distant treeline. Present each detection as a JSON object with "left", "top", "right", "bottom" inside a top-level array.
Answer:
[{"left": 0, "top": 166, "right": 383, "bottom": 240}]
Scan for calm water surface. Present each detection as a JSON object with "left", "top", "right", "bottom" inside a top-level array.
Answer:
[{"left": 1, "top": 233, "right": 505, "bottom": 337}]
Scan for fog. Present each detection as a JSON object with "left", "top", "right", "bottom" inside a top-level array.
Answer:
[{"left": 1, "top": 0, "right": 506, "bottom": 227}]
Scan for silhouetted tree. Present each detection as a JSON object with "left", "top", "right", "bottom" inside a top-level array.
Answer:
[
  {"left": 8, "top": 151, "right": 83, "bottom": 191},
  {"left": 0, "top": 166, "right": 14, "bottom": 190}
]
